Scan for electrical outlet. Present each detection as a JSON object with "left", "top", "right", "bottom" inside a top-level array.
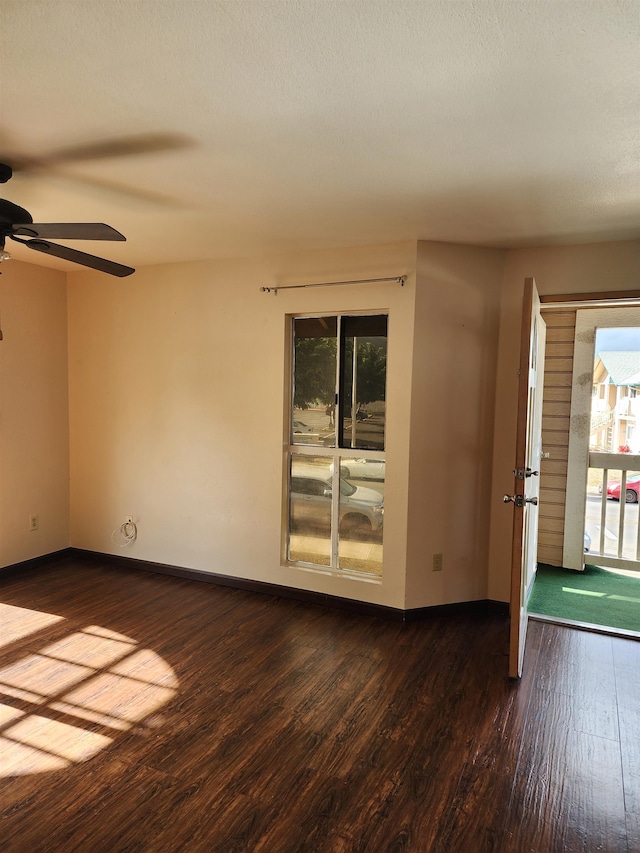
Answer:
[
  {"left": 125, "top": 515, "right": 134, "bottom": 524},
  {"left": 432, "top": 553, "right": 443, "bottom": 572},
  {"left": 29, "top": 514, "right": 39, "bottom": 532}
]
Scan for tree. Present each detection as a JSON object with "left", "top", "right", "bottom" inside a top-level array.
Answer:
[
  {"left": 354, "top": 340, "right": 386, "bottom": 405},
  {"left": 293, "top": 334, "right": 387, "bottom": 409},
  {"left": 293, "top": 336, "right": 336, "bottom": 409}
]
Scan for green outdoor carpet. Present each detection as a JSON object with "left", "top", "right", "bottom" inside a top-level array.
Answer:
[{"left": 529, "top": 563, "right": 640, "bottom": 633}]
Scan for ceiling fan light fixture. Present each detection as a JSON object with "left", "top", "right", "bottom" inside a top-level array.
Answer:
[{"left": 0, "top": 248, "right": 11, "bottom": 261}]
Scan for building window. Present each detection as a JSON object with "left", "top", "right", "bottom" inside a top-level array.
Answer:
[{"left": 287, "top": 314, "right": 387, "bottom": 576}]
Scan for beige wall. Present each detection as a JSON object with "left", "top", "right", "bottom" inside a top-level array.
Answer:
[
  {"left": 67, "top": 242, "right": 417, "bottom": 610},
  {"left": 405, "top": 241, "right": 504, "bottom": 607},
  {"left": 65, "top": 240, "right": 506, "bottom": 610},
  {"left": 5, "top": 237, "right": 637, "bottom": 608},
  {"left": 0, "top": 260, "right": 69, "bottom": 567},
  {"left": 488, "top": 240, "right": 640, "bottom": 602}
]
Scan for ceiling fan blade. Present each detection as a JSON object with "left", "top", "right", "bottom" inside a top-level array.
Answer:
[
  {"left": 22, "top": 239, "right": 134, "bottom": 277},
  {"left": 12, "top": 223, "right": 126, "bottom": 241},
  {"left": 1, "top": 133, "right": 193, "bottom": 207},
  {"left": 4, "top": 133, "right": 192, "bottom": 172},
  {"left": 44, "top": 133, "right": 192, "bottom": 164}
]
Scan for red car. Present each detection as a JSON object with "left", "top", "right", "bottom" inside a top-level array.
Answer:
[{"left": 604, "top": 473, "right": 640, "bottom": 503}]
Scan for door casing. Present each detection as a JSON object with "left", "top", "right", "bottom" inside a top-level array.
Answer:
[{"left": 563, "top": 306, "right": 640, "bottom": 570}]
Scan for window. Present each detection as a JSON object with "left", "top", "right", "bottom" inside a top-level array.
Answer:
[{"left": 286, "top": 314, "right": 387, "bottom": 576}]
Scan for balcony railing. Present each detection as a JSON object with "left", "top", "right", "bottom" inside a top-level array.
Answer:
[
  {"left": 586, "top": 451, "right": 640, "bottom": 572},
  {"left": 590, "top": 410, "right": 613, "bottom": 432}
]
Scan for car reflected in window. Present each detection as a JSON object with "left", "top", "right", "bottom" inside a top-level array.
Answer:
[{"left": 290, "top": 464, "right": 383, "bottom": 540}]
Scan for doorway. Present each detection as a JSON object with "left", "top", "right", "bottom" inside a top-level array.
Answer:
[{"left": 529, "top": 302, "right": 640, "bottom": 636}]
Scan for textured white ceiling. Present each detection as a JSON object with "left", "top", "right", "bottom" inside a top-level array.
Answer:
[{"left": 0, "top": 0, "right": 638, "bottom": 273}]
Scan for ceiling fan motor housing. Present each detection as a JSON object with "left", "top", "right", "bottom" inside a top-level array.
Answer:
[{"left": 0, "top": 199, "right": 33, "bottom": 228}]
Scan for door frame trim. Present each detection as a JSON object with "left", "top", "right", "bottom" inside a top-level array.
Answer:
[{"left": 563, "top": 306, "right": 640, "bottom": 570}]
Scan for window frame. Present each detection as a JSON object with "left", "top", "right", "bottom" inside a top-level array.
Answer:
[{"left": 284, "top": 310, "right": 387, "bottom": 577}]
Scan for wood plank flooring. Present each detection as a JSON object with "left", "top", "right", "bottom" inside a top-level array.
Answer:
[{"left": 0, "top": 556, "right": 638, "bottom": 852}]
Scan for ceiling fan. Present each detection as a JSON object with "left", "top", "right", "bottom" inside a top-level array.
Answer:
[
  {"left": 0, "top": 132, "right": 192, "bottom": 277},
  {"left": 0, "top": 160, "right": 134, "bottom": 277}
]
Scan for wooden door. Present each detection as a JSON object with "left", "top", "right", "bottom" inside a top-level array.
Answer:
[{"left": 507, "top": 277, "right": 546, "bottom": 679}]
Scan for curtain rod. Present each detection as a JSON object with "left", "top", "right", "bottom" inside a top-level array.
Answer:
[{"left": 260, "top": 275, "right": 406, "bottom": 294}]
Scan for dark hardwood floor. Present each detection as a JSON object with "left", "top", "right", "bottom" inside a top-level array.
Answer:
[{"left": 0, "top": 556, "right": 638, "bottom": 852}]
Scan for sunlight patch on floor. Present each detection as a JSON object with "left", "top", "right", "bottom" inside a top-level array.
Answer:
[
  {"left": 0, "top": 610, "right": 178, "bottom": 778},
  {"left": 0, "top": 603, "right": 64, "bottom": 651},
  {"left": 562, "top": 587, "right": 606, "bottom": 597}
]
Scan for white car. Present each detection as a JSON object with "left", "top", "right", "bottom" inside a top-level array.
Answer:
[
  {"left": 339, "top": 459, "right": 385, "bottom": 482},
  {"left": 292, "top": 420, "right": 320, "bottom": 444},
  {"left": 293, "top": 419, "right": 314, "bottom": 434}
]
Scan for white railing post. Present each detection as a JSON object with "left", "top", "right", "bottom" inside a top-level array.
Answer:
[{"left": 587, "top": 451, "right": 640, "bottom": 572}]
